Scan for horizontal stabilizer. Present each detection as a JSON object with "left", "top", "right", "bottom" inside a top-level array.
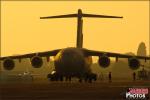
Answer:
[
  {"left": 82, "top": 13, "right": 123, "bottom": 18},
  {"left": 40, "top": 14, "right": 77, "bottom": 19}
]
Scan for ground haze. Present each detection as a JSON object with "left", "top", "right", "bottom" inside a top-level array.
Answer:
[{"left": 0, "top": 80, "right": 150, "bottom": 100}]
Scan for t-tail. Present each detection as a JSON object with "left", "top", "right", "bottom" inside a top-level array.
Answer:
[{"left": 40, "top": 9, "right": 123, "bottom": 48}]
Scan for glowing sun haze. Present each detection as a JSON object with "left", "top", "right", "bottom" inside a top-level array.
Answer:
[{"left": 1, "top": 1, "right": 149, "bottom": 57}]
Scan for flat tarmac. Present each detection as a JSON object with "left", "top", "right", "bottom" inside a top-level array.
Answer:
[{"left": 0, "top": 80, "right": 150, "bottom": 100}]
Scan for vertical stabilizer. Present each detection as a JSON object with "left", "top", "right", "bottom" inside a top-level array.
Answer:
[
  {"left": 76, "top": 19, "right": 83, "bottom": 48},
  {"left": 40, "top": 9, "right": 123, "bottom": 48},
  {"left": 76, "top": 9, "right": 83, "bottom": 48}
]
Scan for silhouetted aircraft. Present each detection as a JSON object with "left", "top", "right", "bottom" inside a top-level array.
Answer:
[
  {"left": 18, "top": 68, "right": 40, "bottom": 78},
  {"left": 1, "top": 68, "right": 39, "bottom": 80},
  {"left": 0, "top": 9, "right": 150, "bottom": 83}
]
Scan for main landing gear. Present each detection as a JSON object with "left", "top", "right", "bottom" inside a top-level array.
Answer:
[{"left": 47, "top": 72, "right": 97, "bottom": 83}]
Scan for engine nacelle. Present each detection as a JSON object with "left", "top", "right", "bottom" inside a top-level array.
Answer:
[
  {"left": 128, "top": 57, "right": 140, "bottom": 70},
  {"left": 3, "top": 58, "right": 15, "bottom": 70},
  {"left": 98, "top": 55, "right": 110, "bottom": 68},
  {"left": 31, "top": 56, "right": 43, "bottom": 68}
]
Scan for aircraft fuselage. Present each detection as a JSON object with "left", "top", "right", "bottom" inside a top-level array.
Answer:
[{"left": 54, "top": 47, "right": 92, "bottom": 76}]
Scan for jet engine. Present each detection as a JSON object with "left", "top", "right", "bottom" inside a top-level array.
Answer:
[
  {"left": 128, "top": 57, "right": 140, "bottom": 70},
  {"left": 3, "top": 58, "right": 15, "bottom": 70},
  {"left": 98, "top": 55, "right": 110, "bottom": 68},
  {"left": 31, "top": 56, "right": 43, "bottom": 68}
]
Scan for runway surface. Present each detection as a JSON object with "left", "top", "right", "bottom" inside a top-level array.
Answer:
[{"left": 0, "top": 80, "right": 150, "bottom": 100}]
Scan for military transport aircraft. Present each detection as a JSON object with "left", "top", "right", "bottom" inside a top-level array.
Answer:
[{"left": 0, "top": 9, "right": 150, "bottom": 83}]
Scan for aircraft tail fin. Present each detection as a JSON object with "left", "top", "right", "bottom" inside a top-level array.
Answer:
[
  {"left": 40, "top": 10, "right": 123, "bottom": 48},
  {"left": 76, "top": 19, "right": 83, "bottom": 48}
]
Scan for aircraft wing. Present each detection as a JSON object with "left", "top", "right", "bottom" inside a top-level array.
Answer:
[
  {"left": 0, "top": 49, "right": 61, "bottom": 60},
  {"left": 83, "top": 49, "right": 150, "bottom": 60}
]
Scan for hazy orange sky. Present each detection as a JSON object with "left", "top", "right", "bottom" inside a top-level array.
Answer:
[{"left": 1, "top": 1, "right": 149, "bottom": 57}]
